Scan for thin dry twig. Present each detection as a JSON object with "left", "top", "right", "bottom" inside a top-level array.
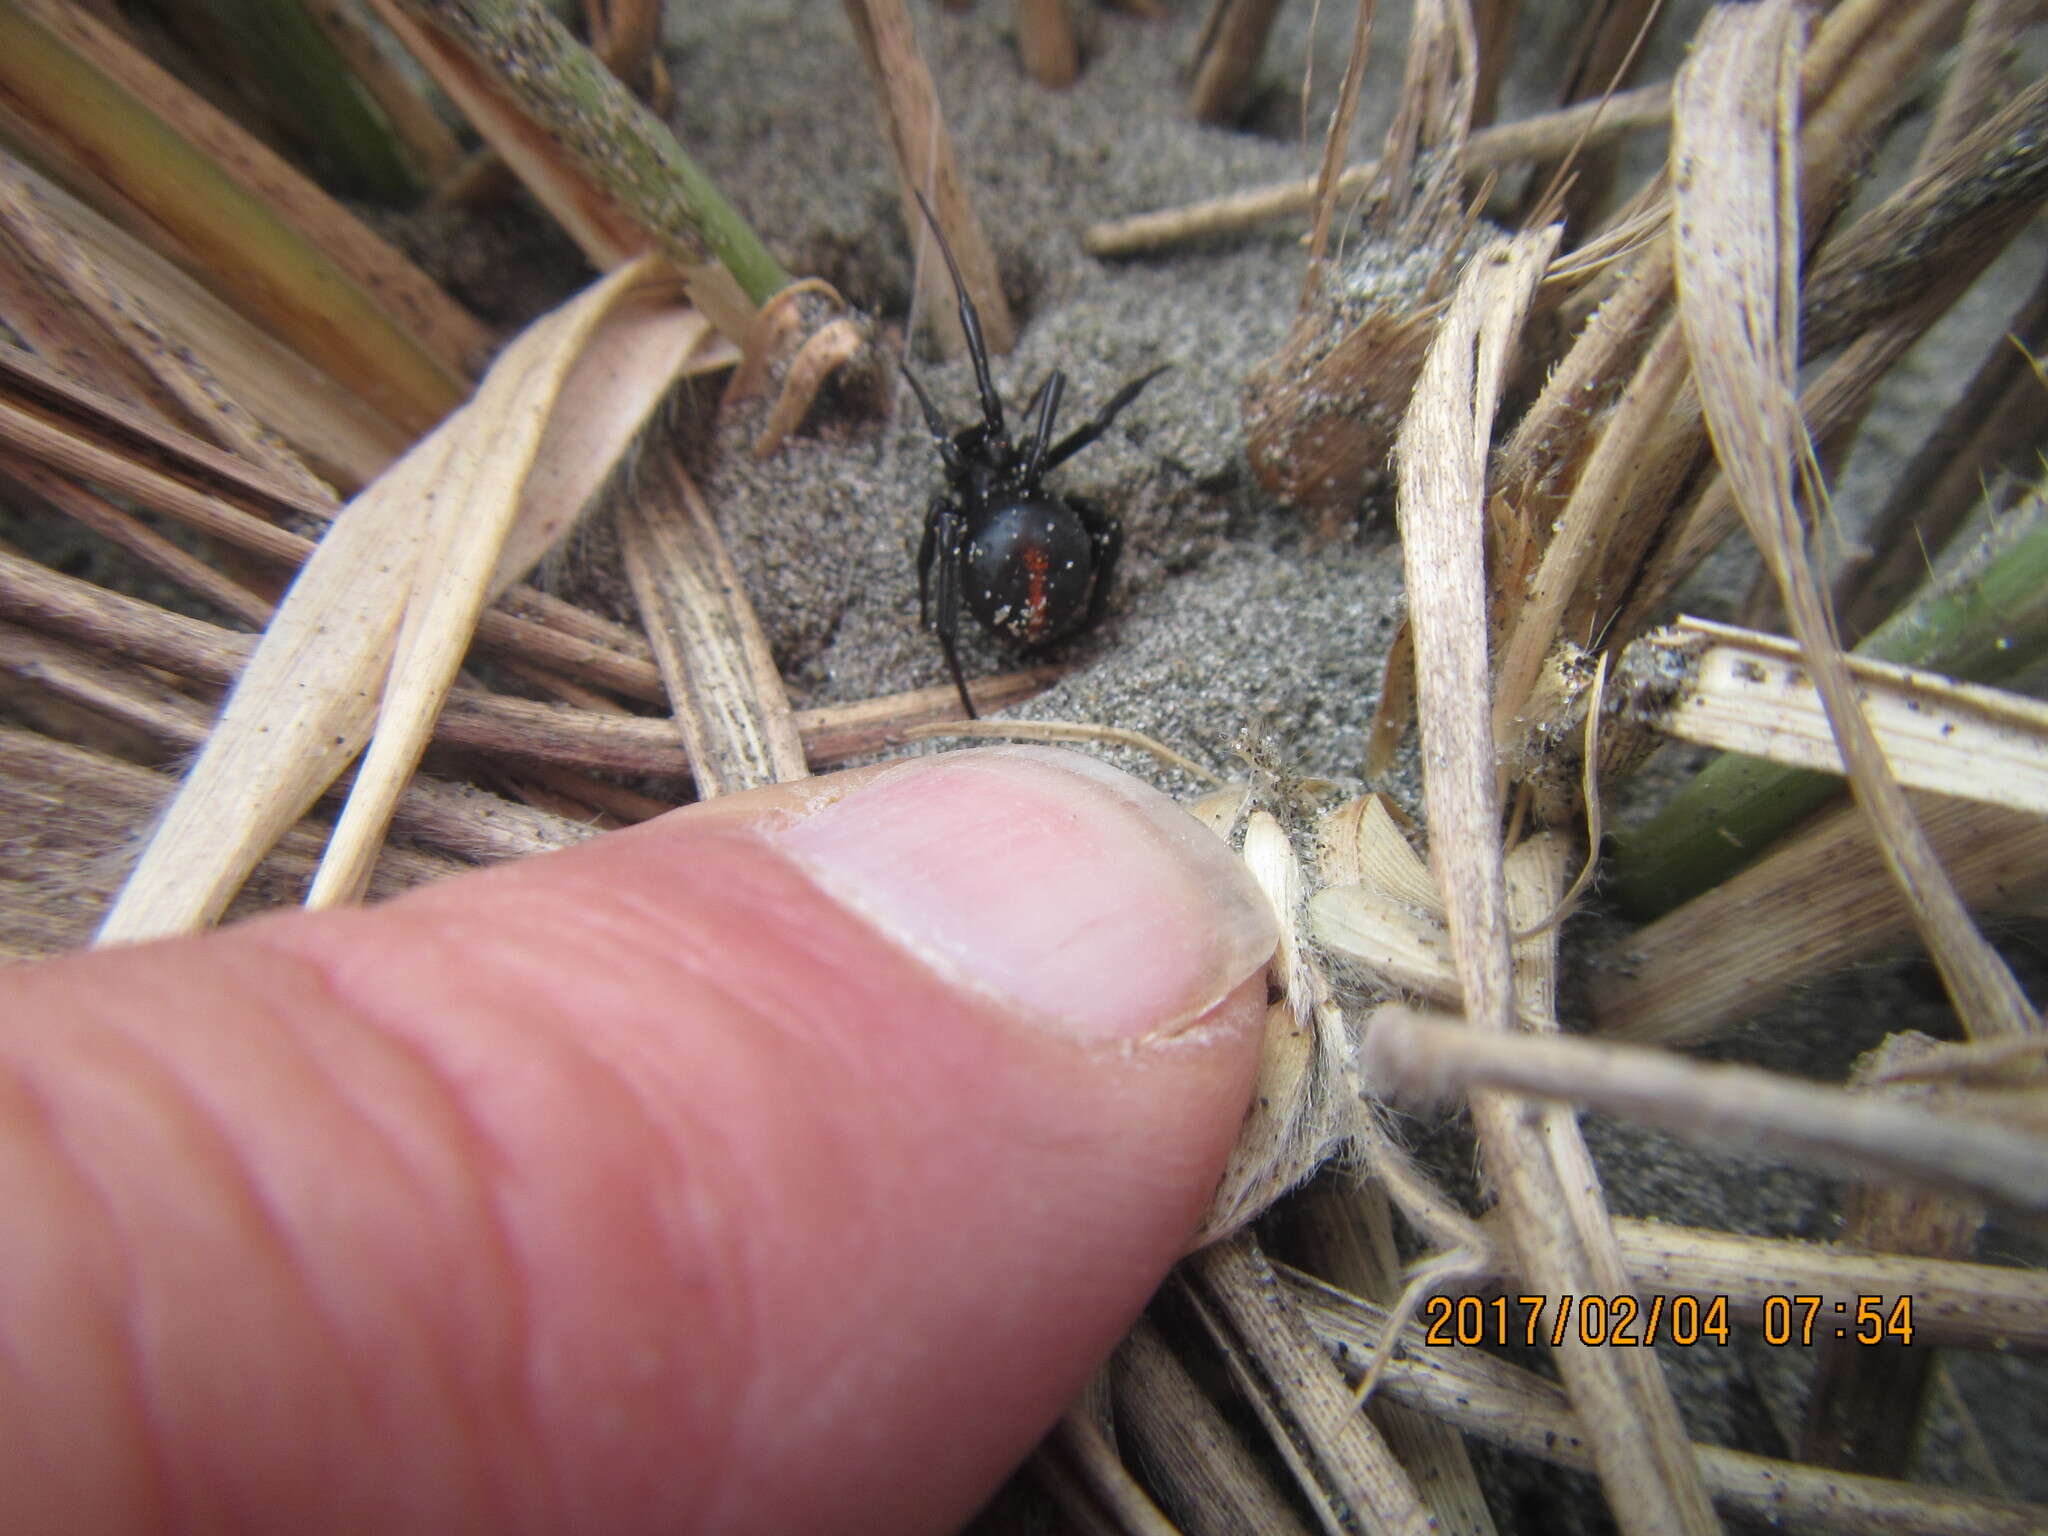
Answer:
[
  {"left": 1363, "top": 1005, "right": 2048, "bottom": 1213},
  {"left": 1084, "top": 84, "right": 1669, "bottom": 257}
]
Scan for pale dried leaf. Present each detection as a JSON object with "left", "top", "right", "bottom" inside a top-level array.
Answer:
[{"left": 100, "top": 260, "right": 709, "bottom": 939}]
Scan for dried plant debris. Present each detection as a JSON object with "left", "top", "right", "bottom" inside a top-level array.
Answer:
[{"left": 3, "top": 0, "right": 2047, "bottom": 1529}]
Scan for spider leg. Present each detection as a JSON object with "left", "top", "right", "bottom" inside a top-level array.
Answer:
[
  {"left": 1020, "top": 369, "right": 1068, "bottom": 484},
  {"left": 1070, "top": 494, "right": 1124, "bottom": 631},
  {"left": 901, "top": 360, "right": 949, "bottom": 443},
  {"left": 1041, "top": 364, "right": 1171, "bottom": 474},
  {"left": 919, "top": 496, "right": 978, "bottom": 718},
  {"left": 912, "top": 189, "right": 1006, "bottom": 444}
]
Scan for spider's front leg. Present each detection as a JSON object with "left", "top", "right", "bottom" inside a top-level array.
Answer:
[
  {"left": 1070, "top": 495, "right": 1124, "bottom": 631},
  {"left": 919, "top": 496, "right": 978, "bottom": 718}
]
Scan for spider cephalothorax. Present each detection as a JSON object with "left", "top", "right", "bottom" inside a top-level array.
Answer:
[{"left": 901, "top": 191, "right": 1167, "bottom": 717}]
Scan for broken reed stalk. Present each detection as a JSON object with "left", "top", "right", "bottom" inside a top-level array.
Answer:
[
  {"left": 843, "top": 0, "right": 1014, "bottom": 359},
  {"left": 1362, "top": 1006, "right": 2048, "bottom": 1214},
  {"left": 1609, "top": 499, "right": 2048, "bottom": 915},
  {"left": 619, "top": 450, "right": 807, "bottom": 797},
  {"left": 1624, "top": 617, "right": 2048, "bottom": 817}
]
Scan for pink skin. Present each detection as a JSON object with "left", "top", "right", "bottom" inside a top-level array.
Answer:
[{"left": 0, "top": 749, "right": 1275, "bottom": 1535}]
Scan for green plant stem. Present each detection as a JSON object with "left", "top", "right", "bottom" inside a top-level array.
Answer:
[
  {"left": 391, "top": 0, "right": 789, "bottom": 304},
  {"left": 0, "top": 1, "right": 464, "bottom": 434},
  {"left": 1607, "top": 492, "right": 2048, "bottom": 917}
]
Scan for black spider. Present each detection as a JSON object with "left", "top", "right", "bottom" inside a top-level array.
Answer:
[{"left": 901, "top": 191, "right": 1167, "bottom": 718}]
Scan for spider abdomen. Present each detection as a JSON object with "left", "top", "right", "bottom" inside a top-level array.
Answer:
[{"left": 963, "top": 494, "right": 1096, "bottom": 645}]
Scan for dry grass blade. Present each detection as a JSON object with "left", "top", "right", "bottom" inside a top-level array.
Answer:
[
  {"left": 1398, "top": 220, "right": 1717, "bottom": 1535},
  {"left": 1670, "top": 0, "right": 2037, "bottom": 1039},
  {"left": 1045, "top": 1410, "right": 1181, "bottom": 1535},
  {"left": 1284, "top": 1270, "right": 2048, "bottom": 1536},
  {"left": 1624, "top": 616, "right": 2048, "bottom": 817},
  {"left": 1363, "top": 1005, "right": 2048, "bottom": 1213},
  {"left": 0, "top": 154, "right": 332, "bottom": 501},
  {"left": 1393, "top": 226, "right": 1554, "bottom": 1023},
  {"left": 1301, "top": 0, "right": 1379, "bottom": 300},
  {"left": 0, "top": 546, "right": 1046, "bottom": 788},
  {"left": 0, "top": 452, "right": 272, "bottom": 628},
  {"left": 98, "top": 258, "right": 711, "bottom": 940},
  {"left": 0, "top": 157, "right": 411, "bottom": 487},
  {"left": 1490, "top": 317, "right": 1688, "bottom": 748},
  {"left": 1627, "top": 73, "right": 2048, "bottom": 642},
  {"left": 1188, "top": 1235, "right": 1436, "bottom": 1536},
  {"left": 1286, "top": 1177, "right": 1498, "bottom": 1534},
  {"left": 620, "top": 449, "right": 807, "bottom": 797},
  {"left": 307, "top": 267, "right": 715, "bottom": 906},
  {"left": 1110, "top": 1319, "right": 1316, "bottom": 1536},
  {"left": 10, "top": 0, "right": 484, "bottom": 373},
  {"left": 1594, "top": 791, "right": 2048, "bottom": 1047}
]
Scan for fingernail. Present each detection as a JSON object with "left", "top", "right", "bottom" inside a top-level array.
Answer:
[{"left": 775, "top": 747, "right": 1277, "bottom": 1041}]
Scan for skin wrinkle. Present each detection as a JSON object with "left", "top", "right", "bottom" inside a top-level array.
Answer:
[
  {"left": 289, "top": 883, "right": 779, "bottom": 1527},
  {"left": 13, "top": 1013, "right": 359, "bottom": 1529},
  {"left": 410, "top": 846, "right": 907, "bottom": 1524},
  {"left": 235, "top": 929, "right": 553, "bottom": 1533},
  {"left": 0, "top": 1062, "right": 174, "bottom": 1532}
]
